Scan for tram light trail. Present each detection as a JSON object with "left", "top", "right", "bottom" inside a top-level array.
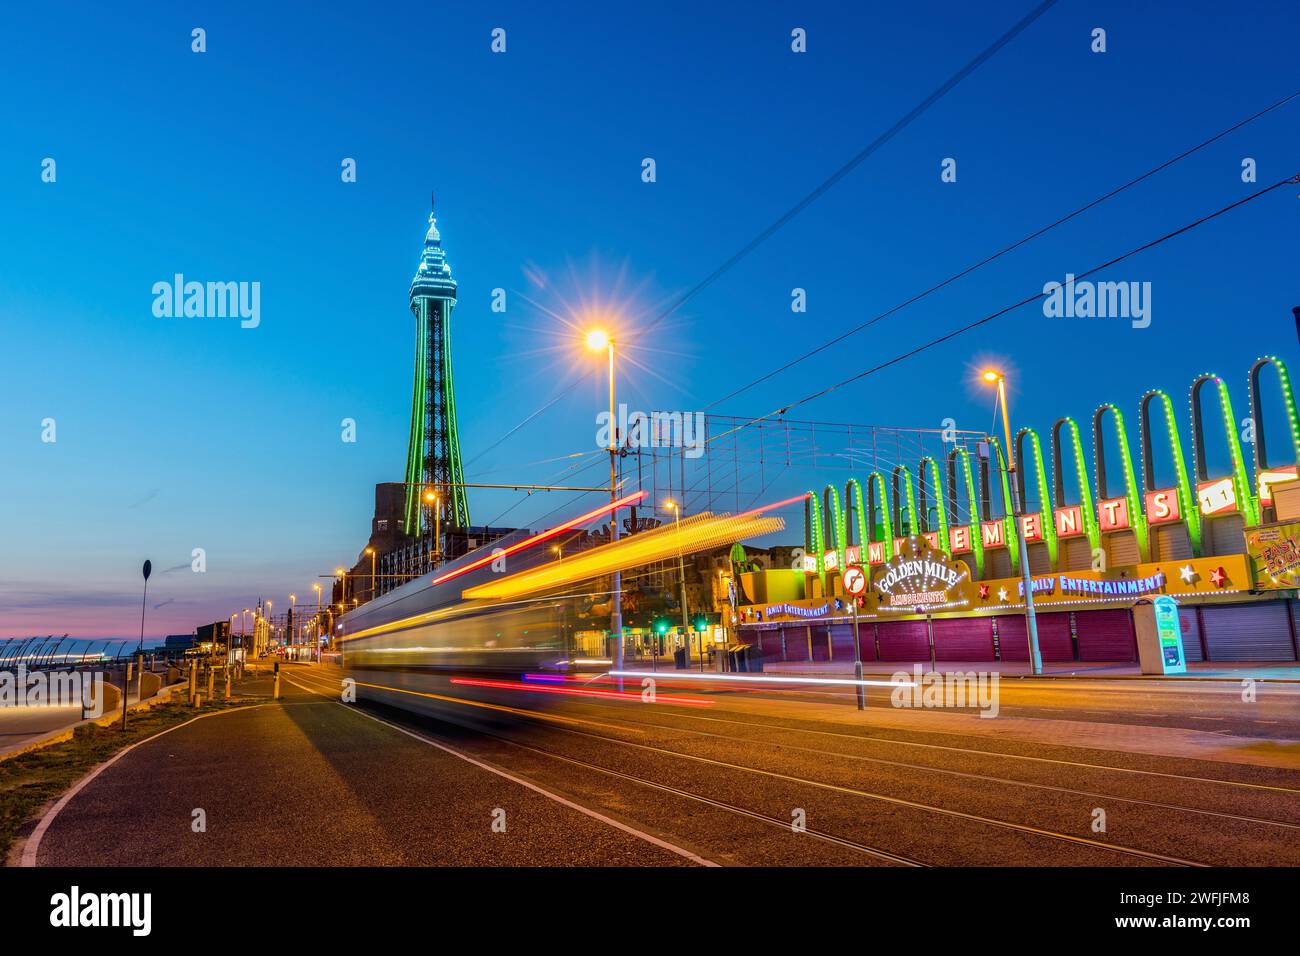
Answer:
[
  {"left": 449, "top": 677, "right": 715, "bottom": 706},
  {"left": 429, "top": 489, "right": 647, "bottom": 587},
  {"left": 459, "top": 509, "right": 785, "bottom": 601}
]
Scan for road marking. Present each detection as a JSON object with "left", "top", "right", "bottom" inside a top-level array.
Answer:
[
  {"left": 278, "top": 675, "right": 716, "bottom": 866},
  {"left": 20, "top": 704, "right": 272, "bottom": 867}
]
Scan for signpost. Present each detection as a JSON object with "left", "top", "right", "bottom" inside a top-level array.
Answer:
[{"left": 843, "top": 565, "right": 867, "bottom": 710}]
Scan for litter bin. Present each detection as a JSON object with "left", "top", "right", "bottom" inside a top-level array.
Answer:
[
  {"left": 743, "top": 643, "right": 763, "bottom": 673},
  {"left": 673, "top": 647, "right": 687, "bottom": 669}
]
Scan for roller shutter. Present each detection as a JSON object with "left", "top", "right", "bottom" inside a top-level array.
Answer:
[
  {"left": 987, "top": 550, "right": 1014, "bottom": 579},
  {"left": 1073, "top": 609, "right": 1136, "bottom": 661},
  {"left": 931, "top": 617, "right": 995, "bottom": 661},
  {"left": 1201, "top": 603, "right": 1297, "bottom": 661},
  {"left": 1061, "top": 535, "right": 1094, "bottom": 571},
  {"left": 759, "top": 629, "right": 784, "bottom": 662},
  {"left": 1178, "top": 606, "right": 1204, "bottom": 662},
  {"left": 1027, "top": 543, "right": 1053, "bottom": 575},
  {"left": 1152, "top": 523, "right": 1193, "bottom": 563},
  {"left": 856, "top": 623, "right": 877, "bottom": 662},
  {"left": 996, "top": 612, "right": 1075, "bottom": 662},
  {"left": 809, "top": 624, "right": 831, "bottom": 662},
  {"left": 1104, "top": 531, "right": 1141, "bottom": 568},
  {"left": 781, "top": 625, "right": 810, "bottom": 662},
  {"left": 828, "top": 624, "right": 855, "bottom": 662},
  {"left": 875, "top": 620, "right": 931, "bottom": 661},
  {"left": 1202, "top": 514, "right": 1245, "bottom": 557}
]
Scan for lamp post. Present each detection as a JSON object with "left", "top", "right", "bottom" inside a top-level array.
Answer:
[
  {"left": 424, "top": 490, "right": 441, "bottom": 568},
  {"left": 665, "top": 500, "right": 691, "bottom": 667},
  {"left": 312, "top": 583, "right": 322, "bottom": 662},
  {"left": 587, "top": 328, "right": 623, "bottom": 684},
  {"left": 365, "top": 547, "right": 376, "bottom": 601},
  {"left": 289, "top": 594, "right": 297, "bottom": 649},
  {"left": 982, "top": 369, "right": 1043, "bottom": 675}
]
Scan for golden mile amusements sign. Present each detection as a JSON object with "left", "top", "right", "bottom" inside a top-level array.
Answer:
[{"left": 871, "top": 537, "right": 972, "bottom": 612}]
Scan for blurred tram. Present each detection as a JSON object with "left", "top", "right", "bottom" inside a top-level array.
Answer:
[{"left": 337, "top": 530, "right": 596, "bottom": 721}]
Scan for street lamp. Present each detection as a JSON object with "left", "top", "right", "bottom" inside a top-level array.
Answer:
[
  {"left": 587, "top": 327, "right": 623, "bottom": 683},
  {"left": 312, "top": 583, "right": 322, "bottom": 663},
  {"left": 664, "top": 500, "right": 692, "bottom": 667},
  {"left": 289, "top": 594, "right": 297, "bottom": 647},
  {"left": 424, "top": 489, "right": 441, "bottom": 566},
  {"left": 364, "top": 547, "right": 376, "bottom": 601},
  {"left": 982, "top": 369, "right": 1043, "bottom": 675},
  {"left": 552, "top": 545, "right": 562, "bottom": 562}
]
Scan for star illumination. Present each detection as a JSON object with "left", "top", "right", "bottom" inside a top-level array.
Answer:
[
  {"left": 1209, "top": 566, "right": 1228, "bottom": 588},
  {"left": 978, "top": 583, "right": 990, "bottom": 599},
  {"left": 997, "top": 587, "right": 1009, "bottom": 602},
  {"left": 1179, "top": 564, "right": 1196, "bottom": 584}
]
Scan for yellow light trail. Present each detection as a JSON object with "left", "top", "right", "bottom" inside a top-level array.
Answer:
[{"left": 459, "top": 510, "right": 784, "bottom": 602}]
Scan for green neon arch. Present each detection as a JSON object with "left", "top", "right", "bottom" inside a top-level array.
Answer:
[
  {"left": 1190, "top": 374, "right": 1260, "bottom": 527},
  {"left": 866, "top": 472, "right": 894, "bottom": 560},
  {"left": 805, "top": 491, "right": 824, "bottom": 575},
  {"left": 946, "top": 447, "right": 985, "bottom": 576},
  {"left": 1015, "top": 427, "right": 1059, "bottom": 566},
  {"left": 845, "top": 478, "right": 869, "bottom": 553},
  {"left": 1139, "top": 389, "right": 1201, "bottom": 556},
  {"left": 917, "top": 456, "right": 951, "bottom": 556},
  {"left": 822, "top": 484, "right": 847, "bottom": 574},
  {"left": 985, "top": 436, "right": 1019, "bottom": 567},
  {"left": 1051, "top": 416, "right": 1099, "bottom": 554},
  {"left": 1247, "top": 356, "right": 1300, "bottom": 472},
  {"left": 1093, "top": 403, "right": 1150, "bottom": 561},
  {"left": 891, "top": 465, "right": 919, "bottom": 538}
]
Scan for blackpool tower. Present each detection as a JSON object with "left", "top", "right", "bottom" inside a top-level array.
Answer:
[{"left": 403, "top": 198, "right": 470, "bottom": 537}]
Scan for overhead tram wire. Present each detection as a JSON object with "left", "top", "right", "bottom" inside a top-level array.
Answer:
[
  {"left": 705, "top": 88, "right": 1300, "bottom": 412},
  {"left": 456, "top": 0, "right": 1058, "bottom": 471},
  {"left": 705, "top": 173, "right": 1300, "bottom": 448}
]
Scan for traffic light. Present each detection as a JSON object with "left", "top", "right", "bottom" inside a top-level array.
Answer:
[
  {"left": 693, "top": 616, "right": 708, "bottom": 633},
  {"left": 654, "top": 619, "right": 669, "bottom": 636}
]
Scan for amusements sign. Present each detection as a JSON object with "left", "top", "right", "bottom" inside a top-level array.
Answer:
[
  {"left": 870, "top": 536, "right": 973, "bottom": 613},
  {"left": 1245, "top": 522, "right": 1300, "bottom": 590}
]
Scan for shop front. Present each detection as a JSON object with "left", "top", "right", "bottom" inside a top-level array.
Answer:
[{"left": 737, "top": 536, "right": 1298, "bottom": 665}]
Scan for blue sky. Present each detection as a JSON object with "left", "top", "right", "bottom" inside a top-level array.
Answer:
[{"left": 2, "top": 0, "right": 1297, "bottom": 637}]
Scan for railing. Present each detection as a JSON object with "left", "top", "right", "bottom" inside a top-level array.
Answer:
[{"left": 0, "top": 638, "right": 179, "bottom": 672}]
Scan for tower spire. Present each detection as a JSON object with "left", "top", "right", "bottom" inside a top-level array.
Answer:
[{"left": 403, "top": 198, "right": 471, "bottom": 538}]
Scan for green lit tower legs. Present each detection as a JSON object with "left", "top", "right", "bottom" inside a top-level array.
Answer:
[{"left": 403, "top": 203, "right": 471, "bottom": 537}]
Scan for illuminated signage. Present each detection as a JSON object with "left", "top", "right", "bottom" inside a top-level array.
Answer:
[
  {"left": 871, "top": 538, "right": 971, "bottom": 612},
  {"left": 822, "top": 549, "right": 839, "bottom": 571},
  {"left": 867, "top": 541, "right": 885, "bottom": 565},
  {"left": 950, "top": 525, "right": 972, "bottom": 553},
  {"left": 1020, "top": 512, "right": 1044, "bottom": 543},
  {"left": 764, "top": 602, "right": 830, "bottom": 619},
  {"left": 1197, "top": 477, "right": 1238, "bottom": 516},
  {"left": 1245, "top": 523, "right": 1300, "bottom": 589},
  {"left": 1097, "top": 496, "right": 1130, "bottom": 532},
  {"left": 1054, "top": 505, "right": 1085, "bottom": 539},
  {"left": 1257, "top": 467, "right": 1298, "bottom": 506},
  {"left": 980, "top": 519, "right": 1006, "bottom": 549},
  {"left": 1058, "top": 571, "right": 1165, "bottom": 597},
  {"left": 1144, "top": 488, "right": 1182, "bottom": 526}
]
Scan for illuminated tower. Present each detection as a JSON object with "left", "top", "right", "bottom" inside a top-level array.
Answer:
[{"left": 403, "top": 199, "right": 471, "bottom": 536}]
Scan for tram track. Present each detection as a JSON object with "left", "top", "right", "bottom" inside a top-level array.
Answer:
[{"left": 287, "top": 670, "right": 1206, "bottom": 865}]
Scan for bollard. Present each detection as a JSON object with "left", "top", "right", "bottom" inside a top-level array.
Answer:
[
  {"left": 224, "top": 666, "right": 232, "bottom": 700},
  {"left": 206, "top": 664, "right": 215, "bottom": 701},
  {"left": 273, "top": 661, "right": 281, "bottom": 700},
  {"left": 136, "top": 653, "right": 144, "bottom": 703},
  {"left": 193, "top": 692, "right": 202, "bottom": 708},
  {"left": 188, "top": 660, "right": 198, "bottom": 705}
]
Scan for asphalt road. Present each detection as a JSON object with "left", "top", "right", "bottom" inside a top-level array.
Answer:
[{"left": 25, "top": 663, "right": 1300, "bottom": 866}]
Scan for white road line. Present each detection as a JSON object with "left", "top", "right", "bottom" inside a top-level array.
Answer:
[
  {"left": 281, "top": 674, "right": 717, "bottom": 867},
  {"left": 20, "top": 704, "right": 272, "bottom": 867}
]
